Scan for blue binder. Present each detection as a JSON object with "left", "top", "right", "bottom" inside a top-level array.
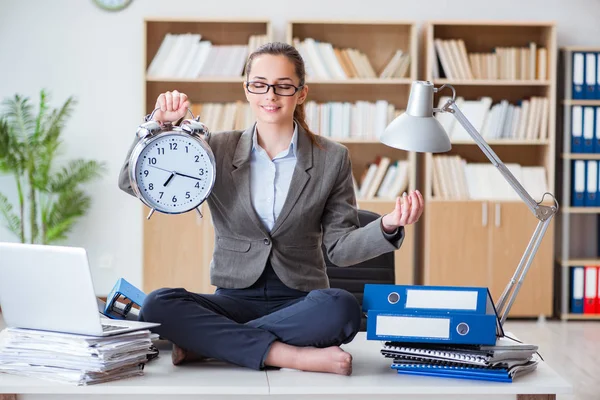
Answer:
[
  {"left": 585, "top": 161, "right": 598, "bottom": 206},
  {"left": 573, "top": 52, "right": 585, "bottom": 100},
  {"left": 103, "top": 278, "right": 147, "bottom": 320},
  {"left": 362, "top": 284, "right": 502, "bottom": 345},
  {"left": 366, "top": 309, "right": 498, "bottom": 345},
  {"left": 570, "top": 267, "right": 584, "bottom": 314},
  {"left": 362, "top": 284, "right": 493, "bottom": 314},
  {"left": 572, "top": 160, "right": 586, "bottom": 207},
  {"left": 571, "top": 106, "right": 583, "bottom": 153},
  {"left": 583, "top": 107, "right": 595, "bottom": 153},
  {"left": 585, "top": 52, "right": 597, "bottom": 100}
]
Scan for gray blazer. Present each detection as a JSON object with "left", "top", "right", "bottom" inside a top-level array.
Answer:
[{"left": 118, "top": 123, "right": 404, "bottom": 292}]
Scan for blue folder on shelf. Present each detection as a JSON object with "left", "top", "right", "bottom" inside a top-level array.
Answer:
[
  {"left": 362, "top": 284, "right": 502, "bottom": 345},
  {"left": 391, "top": 363, "right": 513, "bottom": 382}
]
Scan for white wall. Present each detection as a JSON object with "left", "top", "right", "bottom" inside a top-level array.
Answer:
[{"left": 1, "top": 0, "right": 599, "bottom": 295}]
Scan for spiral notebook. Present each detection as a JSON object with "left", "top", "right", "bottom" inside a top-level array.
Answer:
[
  {"left": 390, "top": 358, "right": 539, "bottom": 383},
  {"left": 381, "top": 338, "right": 538, "bottom": 368}
]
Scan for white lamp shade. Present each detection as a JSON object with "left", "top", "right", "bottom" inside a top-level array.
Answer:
[
  {"left": 380, "top": 112, "right": 451, "bottom": 153},
  {"left": 380, "top": 80, "right": 452, "bottom": 153}
]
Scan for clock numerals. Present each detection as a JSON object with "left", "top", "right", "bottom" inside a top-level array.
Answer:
[
  {"left": 194, "top": 155, "right": 200, "bottom": 162},
  {"left": 199, "top": 168, "right": 204, "bottom": 176},
  {"left": 186, "top": 192, "right": 191, "bottom": 199},
  {"left": 169, "top": 142, "right": 178, "bottom": 151},
  {"left": 159, "top": 192, "right": 164, "bottom": 199},
  {"left": 172, "top": 196, "right": 178, "bottom": 203},
  {"left": 148, "top": 183, "right": 154, "bottom": 190},
  {"left": 149, "top": 157, "right": 157, "bottom": 165},
  {"left": 143, "top": 170, "right": 149, "bottom": 177},
  {"left": 195, "top": 182, "right": 200, "bottom": 188},
  {"left": 157, "top": 147, "right": 165, "bottom": 155}
]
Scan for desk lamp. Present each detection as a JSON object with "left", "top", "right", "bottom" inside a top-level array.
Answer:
[{"left": 380, "top": 81, "right": 558, "bottom": 325}]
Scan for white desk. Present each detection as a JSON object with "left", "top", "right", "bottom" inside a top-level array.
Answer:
[{"left": 0, "top": 333, "right": 572, "bottom": 400}]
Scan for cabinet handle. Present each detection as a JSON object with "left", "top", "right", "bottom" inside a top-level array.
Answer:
[
  {"left": 495, "top": 203, "right": 501, "bottom": 227},
  {"left": 482, "top": 202, "right": 488, "bottom": 227}
]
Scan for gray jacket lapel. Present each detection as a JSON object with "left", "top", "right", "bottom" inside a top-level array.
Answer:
[
  {"left": 271, "top": 124, "right": 313, "bottom": 235},
  {"left": 231, "top": 124, "right": 270, "bottom": 237}
]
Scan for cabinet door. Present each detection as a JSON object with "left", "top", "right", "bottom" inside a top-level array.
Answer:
[
  {"left": 143, "top": 202, "right": 215, "bottom": 294},
  {"left": 424, "top": 201, "right": 490, "bottom": 287},
  {"left": 489, "top": 202, "right": 553, "bottom": 317}
]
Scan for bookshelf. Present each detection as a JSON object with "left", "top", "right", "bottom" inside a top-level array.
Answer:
[
  {"left": 142, "top": 18, "right": 272, "bottom": 294},
  {"left": 422, "top": 21, "right": 557, "bottom": 318},
  {"left": 558, "top": 46, "right": 600, "bottom": 320},
  {"left": 286, "top": 20, "right": 419, "bottom": 286}
]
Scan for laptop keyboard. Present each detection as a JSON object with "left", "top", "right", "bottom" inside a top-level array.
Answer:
[{"left": 101, "top": 324, "right": 124, "bottom": 332}]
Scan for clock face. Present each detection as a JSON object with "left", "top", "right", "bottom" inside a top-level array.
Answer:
[{"left": 134, "top": 134, "right": 214, "bottom": 213}]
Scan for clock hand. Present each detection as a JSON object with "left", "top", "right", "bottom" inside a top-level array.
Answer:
[
  {"left": 174, "top": 171, "right": 203, "bottom": 181},
  {"left": 147, "top": 164, "right": 173, "bottom": 174},
  {"left": 163, "top": 173, "right": 175, "bottom": 187}
]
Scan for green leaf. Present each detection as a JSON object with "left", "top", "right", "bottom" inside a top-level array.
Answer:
[
  {"left": 44, "top": 189, "right": 91, "bottom": 244},
  {"left": 2, "top": 94, "right": 35, "bottom": 143},
  {"left": 0, "top": 192, "right": 22, "bottom": 240},
  {"left": 0, "top": 118, "right": 26, "bottom": 173},
  {"left": 48, "top": 160, "right": 106, "bottom": 192}
]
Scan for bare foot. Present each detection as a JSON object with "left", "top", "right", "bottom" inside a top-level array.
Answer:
[
  {"left": 171, "top": 344, "right": 207, "bottom": 365},
  {"left": 294, "top": 346, "right": 353, "bottom": 376}
]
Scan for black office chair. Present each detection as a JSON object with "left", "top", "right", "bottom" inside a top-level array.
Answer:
[{"left": 323, "top": 209, "right": 396, "bottom": 331}]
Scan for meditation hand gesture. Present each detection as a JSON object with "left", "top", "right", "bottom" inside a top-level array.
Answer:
[{"left": 381, "top": 190, "right": 424, "bottom": 233}]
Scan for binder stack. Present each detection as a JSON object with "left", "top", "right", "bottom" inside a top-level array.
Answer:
[
  {"left": 0, "top": 327, "right": 158, "bottom": 385},
  {"left": 362, "top": 284, "right": 540, "bottom": 382}
]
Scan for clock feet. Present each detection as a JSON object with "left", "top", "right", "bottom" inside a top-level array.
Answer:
[
  {"left": 195, "top": 207, "right": 203, "bottom": 218},
  {"left": 146, "top": 208, "right": 156, "bottom": 220}
]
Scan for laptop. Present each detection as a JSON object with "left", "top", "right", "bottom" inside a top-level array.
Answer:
[{"left": 0, "top": 242, "right": 160, "bottom": 336}]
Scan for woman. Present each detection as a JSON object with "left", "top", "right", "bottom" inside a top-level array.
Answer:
[{"left": 118, "top": 42, "right": 423, "bottom": 376}]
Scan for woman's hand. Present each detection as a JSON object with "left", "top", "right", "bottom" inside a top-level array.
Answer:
[
  {"left": 381, "top": 190, "right": 424, "bottom": 233},
  {"left": 153, "top": 90, "right": 190, "bottom": 123}
]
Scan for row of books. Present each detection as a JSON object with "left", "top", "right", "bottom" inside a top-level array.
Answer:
[
  {"left": 435, "top": 96, "right": 549, "bottom": 141},
  {"left": 354, "top": 157, "right": 409, "bottom": 200},
  {"left": 189, "top": 100, "right": 402, "bottom": 140},
  {"left": 433, "top": 39, "right": 548, "bottom": 81},
  {"left": 305, "top": 100, "right": 401, "bottom": 140},
  {"left": 572, "top": 160, "right": 600, "bottom": 207},
  {"left": 432, "top": 155, "right": 548, "bottom": 201},
  {"left": 570, "top": 265, "right": 600, "bottom": 314},
  {"left": 146, "top": 33, "right": 269, "bottom": 79},
  {"left": 292, "top": 37, "right": 410, "bottom": 80},
  {"left": 0, "top": 327, "right": 157, "bottom": 385}
]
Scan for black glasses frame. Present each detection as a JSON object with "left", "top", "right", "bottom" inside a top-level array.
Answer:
[{"left": 245, "top": 81, "right": 303, "bottom": 96}]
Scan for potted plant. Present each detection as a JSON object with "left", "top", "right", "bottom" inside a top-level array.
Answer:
[{"left": 0, "top": 90, "right": 106, "bottom": 244}]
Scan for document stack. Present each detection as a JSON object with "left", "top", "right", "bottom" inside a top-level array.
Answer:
[
  {"left": 362, "top": 284, "right": 541, "bottom": 382},
  {"left": 0, "top": 327, "right": 158, "bottom": 385},
  {"left": 381, "top": 337, "right": 539, "bottom": 382}
]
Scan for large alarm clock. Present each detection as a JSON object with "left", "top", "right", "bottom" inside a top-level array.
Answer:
[{"left": 128, "top": 109, "right": 216, "bottom": 220}]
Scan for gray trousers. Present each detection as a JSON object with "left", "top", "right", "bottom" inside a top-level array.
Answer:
[{"left": 139, "top": 262, "right": 362, "bottom": 370}]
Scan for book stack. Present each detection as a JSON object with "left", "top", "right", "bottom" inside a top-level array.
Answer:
[
  {"left": 0, "top": 327, "right": 158, "bottom": 385},
  {"left": 381, "top": 338, "right": 540, "bottom": 382}
]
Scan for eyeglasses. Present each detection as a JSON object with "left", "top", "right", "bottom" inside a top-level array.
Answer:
[{"left": 245, "top": 81, "right": 303, "bottom": 96}]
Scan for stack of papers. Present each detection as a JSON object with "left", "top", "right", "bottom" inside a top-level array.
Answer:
[
  {"left": 381, "top": 336, "right": 540, "bottom": 382},
  {"left": 0, "top": 327, "right": 158, "bottom": 385}
]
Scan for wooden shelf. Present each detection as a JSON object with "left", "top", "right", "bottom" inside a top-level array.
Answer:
[
  {"left": 306, "top": 78, "right": 412, "bottom": 85},
  {"left": 562, "top": 207, "right": 600, "bottom": 214},
  {"left": 562, "top": 99, "right": 600, "bottom": 106},
  {"left": 562, "top": 153, "right": 600, "bottom": 160},
  {"left": 560, "top": 259, "right": 600, "bottom": 267},
  {"left": 452, "top": 139, "right": 550, "bottom": 145},
  {"left": 146, "top": 76, "right": 244, "bottom": 83},
  {"left": 422, "top": 21, "right": 556, "bottom": 318},
  {"left": 561, "top": 313, "right": 600, "bottom": 320},
  {"left": 433, "top": 79, "right": 551, "bottom": 86}
]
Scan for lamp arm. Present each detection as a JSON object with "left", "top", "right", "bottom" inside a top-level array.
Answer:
[{"left": 443, "top": 99, "right": 558, "bottom": 326}]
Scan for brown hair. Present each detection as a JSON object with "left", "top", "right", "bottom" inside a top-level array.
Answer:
[{"left": 245, "top": 42, "right": 320, "bottom": 146}]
